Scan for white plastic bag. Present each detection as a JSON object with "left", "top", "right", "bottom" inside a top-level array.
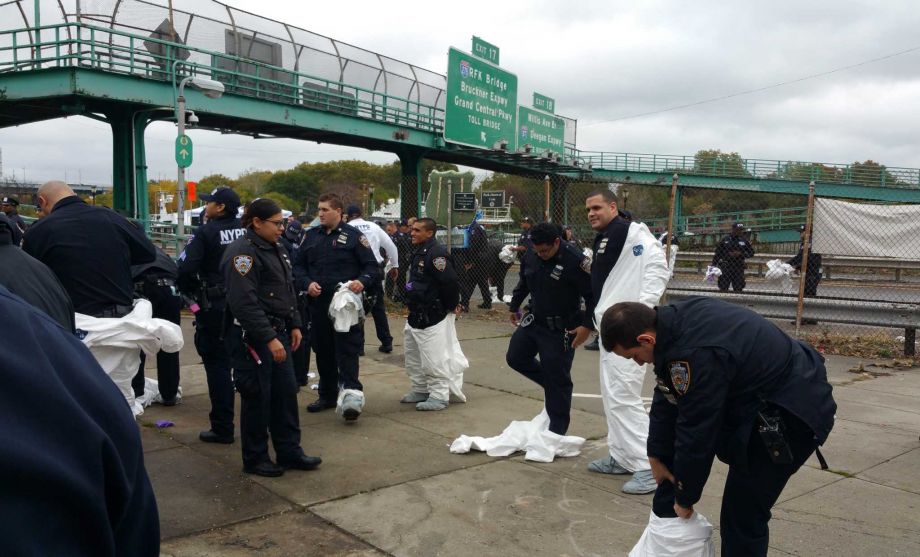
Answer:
[
  {"left": 498, "top": 244, "right": 516, "bottom": 264},
  {"left": 765, "top": 259, "right": 796, "bottom": 293},
  {"left": 704, "top": 265, "right": 722, "bottom": 282},
  {"left": 329, "top": 281, "right": 365, "bottom": 332},
  {"left": 629, "top": 510, "right": 716, "bottom": 557}
]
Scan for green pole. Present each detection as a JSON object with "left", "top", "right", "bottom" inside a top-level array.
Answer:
[{"left": 33, "top": 0, "right": 41, "bottom": 63}]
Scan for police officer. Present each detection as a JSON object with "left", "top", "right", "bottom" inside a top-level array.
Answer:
[
  {"left": 458, "top": 217, "right": 492, "bottom": 310},
  {"left": 131, "top": 245, "right": 182, "bottom": 406},
  {"left": 222, "top": 198, "right": 321, "bottom": 477},
  {"left": 712, "top": 222, "right": 755, "bottom": 292},
  {"left": 392, "top": 219, "right": 412, "bottom": 303},
  {"left": 0, "top": 284, "right": 160, "bottom": 556},
  {"left": 176, "top": 186, "right": 245, "bottom": 444},
  {"left": 787, "top": 224, "right": 822, "bottom": 298},
  {"left": 401, "top": 217, "right": 464, "bottom": 411},
  {"left": 505, "top": 223, "right": 593, "bottom": 434},
  {"left": 24, "top": 180, "right": 156, "bottom": 317},
  {"left": 1, "top": 195, "right": 28, "bottom": 236},
  {"left": 601, "top": 298, "right": 836, "bottom": 556},
  {"left": 514, "top": 216, "right": 535, "bottom": 256},
  {"left": 279, "top": 219, "right": 311, "bottom": 386},
  {"left": 294, "top": 192, "right": 379, "bottom": 421}
]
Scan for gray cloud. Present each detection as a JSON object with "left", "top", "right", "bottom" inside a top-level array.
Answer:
[{"left": 3, "top": 0, "right": 920, "bottom": 187}]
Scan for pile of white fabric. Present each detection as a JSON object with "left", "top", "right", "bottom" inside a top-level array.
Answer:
[
  {"left": 629, "top": 511, "right": 716, "bottom": 556},
  {"left": 498, "top": 244, "right": 516, "bottom": 264},
  {"left": 75, "top": 299, "right": 184, "bottom": 417},
  {"left": 449, "top": 409, "right": 585, "bottom": 462},
  {"left": 765, "top": 258, "right": 797, "bottom": 293},
  {"left": 329, "top": 281, "right": 365, "bottom": 332}
]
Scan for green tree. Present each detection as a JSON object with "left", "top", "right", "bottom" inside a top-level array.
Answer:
[
  {"left": 235, "top": 169, "right": 274, "bottom": 202},
  {"left": 848, "top": 160, "right": 904, "bottom": 187},
  {"left": 260, "top": 191, "right": 299, "bottom": 213},
  {"left": 692, "top": 149, "right": 751, "bottom": 178}
]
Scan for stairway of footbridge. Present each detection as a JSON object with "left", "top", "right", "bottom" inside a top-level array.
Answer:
[{"left": 3, "top": 19, "right": 920, "bottom": 222}]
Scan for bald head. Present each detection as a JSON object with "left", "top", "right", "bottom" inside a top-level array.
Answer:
[{"left": 37, "top": 180, "right": 75, "bottom": 215}]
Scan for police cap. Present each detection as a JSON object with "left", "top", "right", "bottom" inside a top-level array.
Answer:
[
  {"left": 345, "top": 205, "right": 362, "bottom": 219},
  {"left": 733, "top": 222, "right": 745, "bottom": 229},
  {"left": 199, "top": 187, "right": 240, "bottom": 211},
  {"left": 1, "top": 196, "right": 19, "bottom": 207}
]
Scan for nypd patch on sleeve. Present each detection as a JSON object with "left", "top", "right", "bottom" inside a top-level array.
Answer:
[
  {"left": 233, "top": 255, "right": 253, "bottom": 276},
  {"left": 433, "top": 256, "right": 447, "bottom": 271},
  {"left": 580, "top": 257, "right": 591, "bottom": 273},
  {"left": 669, "top": 361, "right": 691, "bottom": 395},
  {"left": 359, "top": 235, "right": 371, "bottom": 248}
]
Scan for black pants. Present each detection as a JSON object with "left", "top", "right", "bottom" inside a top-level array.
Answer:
[
  {"left": 717, "top": 261, "right": 746, "bottom": 292},
  {"left": 227, "top": 326, "right": 303, "bottom": 467},
  {"left": 310, "top": 295, "right": 364, "bottom": 401},
  {"left": 291, "top": 301, "right": 311, "bottom": 386},
  {"left": 131, "top": 282, "right": 182, "bottom": 400},
  {"left": 505, "top": 324, "right": 575, "bottom": 435},
  {"left": 804, "top": 272, "right": 821, "bottom": 297},
  {"left": 194, "top": 306, "right": 235, "bottom": 437},
  {"left": 652, "top": 410, "right": 818, "bottom": 556},
  {"left": 460, "top": 261, "right": 491, "bottom": 307},
  {"left": 369, "top": 280, "right": 392, "bottom": 346}
]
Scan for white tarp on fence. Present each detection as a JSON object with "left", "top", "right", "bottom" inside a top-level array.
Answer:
[{"left": 813, "top": 198, "right": 920, "bottom": 259}]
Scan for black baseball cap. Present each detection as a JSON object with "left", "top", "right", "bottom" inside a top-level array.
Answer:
[
  {"left": 732, "top": 222, "right": 745, "bottom": 229},
  {"left": 199, "top": 186, "right": 240, "bottom": 211},
  {"left": 1, "top": 196, "right": 19, "bottom": 207},
  {"left": 345, "top": 205, "right": 362, "bottom": 218},
  {"left": 521, "top": 216, "right": 534, "bottom": 224}
]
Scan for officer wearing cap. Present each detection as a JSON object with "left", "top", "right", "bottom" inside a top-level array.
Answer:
[
  {"left": 393, "top": 219, "right": 412, "bottom": 303},
  {"left": 293, "top": 192, "right": 379, "bottom": 421},
  {"left": 177, "top": 185, "right": 245, "bottom": 444},
  {"left": 24, "top": 180, "right": 156, "bottom": 317},
  {"left": 1, "top": 196, "right": 28, "bottom": 236},
  {"left": 787, "top": 224, "right": 822, "bottom": 298},
  {"left": 506, "top": 223, "right": 593, "bottom": 434},
  {"left": 515, "top": 217, "right": 535, "bottom": 256},
  {"left": 711, "top": 222, "right": 755, "bottom": 292},
  {"left": 278, "top": 218, "right": 311, "bottom": 386},
  {"left": 601, "top": 298, "right": 836, "bottom": 556}
]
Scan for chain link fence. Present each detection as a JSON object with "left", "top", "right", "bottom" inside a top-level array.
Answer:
[{"left": 383, "top": 174, "right": 920, "bottom": 359}]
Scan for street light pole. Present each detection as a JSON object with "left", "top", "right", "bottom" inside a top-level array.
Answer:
[{"left": 176, "top": 82, "right": 187, "bottom": 241}]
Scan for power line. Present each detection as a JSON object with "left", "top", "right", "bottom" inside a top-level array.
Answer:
[{"left": 583, "top": 43, "right": 920, "bottom": 127}]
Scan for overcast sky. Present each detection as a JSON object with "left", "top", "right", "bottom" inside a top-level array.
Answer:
[{"left": 2, "top": 0, "right": 919, "bottom": 185}]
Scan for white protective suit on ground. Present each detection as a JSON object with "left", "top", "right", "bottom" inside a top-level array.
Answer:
[
  {"left": 594, "top": 222, "right": 670, "bottom": 472},
  {"left": 404, "top": 313, "right": 467, "bottom": 402},
  {"left": 450, "top": 409, "right": 585, "bottom": 462},
  {"left": 629, "top": 510, "right": 716, "bottom": 556},
  {"left": 75, "top": 299, "right": 184, "bottom": 416}
]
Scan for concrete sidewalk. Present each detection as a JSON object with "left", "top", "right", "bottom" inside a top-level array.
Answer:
[{"left": 145, "top": 313, "right": 920, "bottom": 556}]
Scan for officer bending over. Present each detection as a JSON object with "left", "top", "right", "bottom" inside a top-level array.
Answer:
[
  {"left": 294, "top": 193, "right": 379, "bottom": 421},
  {"left": 177, "top": 186, "right": 245, "bottom": 443},
  {"left": 401, "top": 217, "right": 464, "bottom": 411},
  {"left": 223, "top": 198, "right": 321, "bottom": 477},
  {"left": 506, "top": 222, "right": 593, "bottom": 434},
  {"left": 601, "top": 297, "right": 836, "bottom": 556}
]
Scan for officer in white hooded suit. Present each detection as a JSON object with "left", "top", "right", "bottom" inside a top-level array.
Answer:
[{"left": 585, "top": 189, "right": 671, "bottom": 494}]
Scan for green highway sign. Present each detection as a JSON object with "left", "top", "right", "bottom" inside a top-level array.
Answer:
[
  {"left": 445, "top": 47, "right": 518, "bottom": 150},
  {"left": 472, "top": 36, "right": 500, "bottom": 65},
  {"left": 533, "top": 92, "right": 555, "bottom": 114},
  {"left": 518, "top": 106, "right": 565, "bottom": 157},
  {"left": 175, "top": 134, "right": 193, "bottom": 168}
]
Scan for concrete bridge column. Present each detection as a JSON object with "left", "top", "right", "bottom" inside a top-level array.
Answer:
[{"left": 397, "top": 149, "right": 424, "bottom": 219}]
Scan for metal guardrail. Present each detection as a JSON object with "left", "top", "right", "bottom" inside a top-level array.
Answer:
[
  {"left": 676, "top": 252, "right": 920, "bottom": 282},
  {"left": 666, "top": 289, "right": 920, "bottom": 355}
]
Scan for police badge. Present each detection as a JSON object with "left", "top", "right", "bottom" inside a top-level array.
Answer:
[
  {"left": 669, "top": 361, "right": 691, "bottom": 395},
  {"left": 580, "top": 257, "right": 591, "bottom": 273},
  {"left": 358, "top": 235, "right": 371, "bottom": 249},
  {"left": 433, "top": 256, "right": 447, "bottom": 271},
  {"left": 234, "top": 255, "right": 254, "bottom": 276},
  {"left": 632, "top": 245, "right": 644, "bottom": 256}
]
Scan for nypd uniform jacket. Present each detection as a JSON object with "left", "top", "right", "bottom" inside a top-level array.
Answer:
[
  {"left": 509, "top": 241, "right": 593, "bottom": 329},
  {"left": 711, "top": 234, "right": 754, "bottom": 267},
  {"left": 293, "top": 223, "right": 379, "bottom": 294},
  {"left": 585, "top": 216, "right": 631, "bottom": 326},
  {"left": 23, "top": 195, "right": 156, "bottom": 316},
  {"left": 405, "top": 238, "right": 459, "bottom": 329},
  {"left": 177, "top": 214, "right": 245, "bottom": 297},
  {"left": 648, "top": 297, "right": 836, "bottom": 508},
  {"left": 223, "top": 230, "right": 302, "bottom": 344}
]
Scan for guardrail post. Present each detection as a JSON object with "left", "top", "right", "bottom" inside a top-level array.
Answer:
[{"left": 905, "top": 328, "right": 916, "bottom": 356}]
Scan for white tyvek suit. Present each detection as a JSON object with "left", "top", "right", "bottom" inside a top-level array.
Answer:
[
  {"left": 594, "top": 222, "right": 670, "bottom": 472},
  {"left": 75, "top": 299, "right": 184, "bottom": 416},
  {"left": 404, "top": 314, "right": 468, "bottom": 402}
]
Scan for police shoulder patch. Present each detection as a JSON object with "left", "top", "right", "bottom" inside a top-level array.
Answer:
[
  {"left": 433, "top": 256, "right": 447, "bottom": 271},
  {"left": 358, "top": 234, "right": 371, "bottom": 248},
  {"left": 580, "top": 257, "right": 591, "bottom": 273},
  {"left": 233, "top": 255, "right": 254, "bottom": 276},
  {"left": 632, "top": 244, "right": 644, "bottom": 256},
  {"left": 669, "top": 360, "right": 691, "bottom": 395}
]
